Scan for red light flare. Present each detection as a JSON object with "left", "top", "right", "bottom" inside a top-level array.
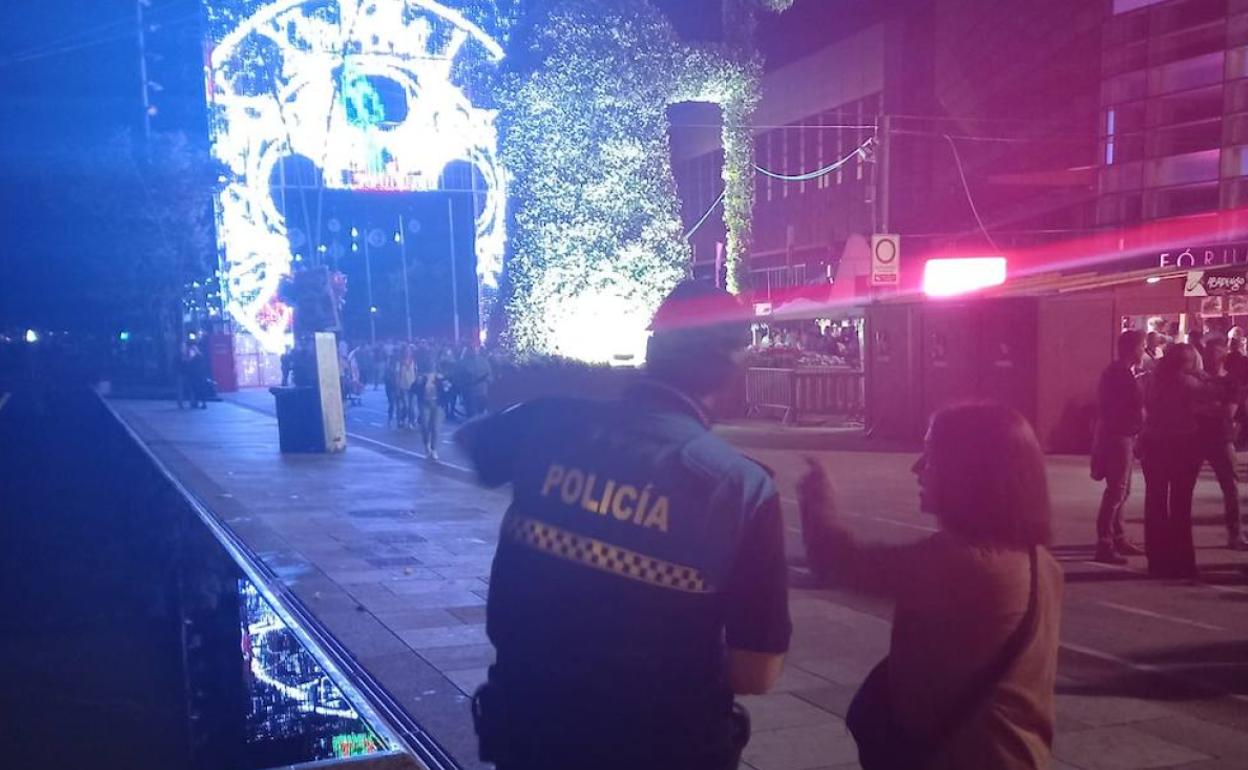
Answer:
[{"left": 1005, "top": 207, "right": 1248, "bottom": 279}]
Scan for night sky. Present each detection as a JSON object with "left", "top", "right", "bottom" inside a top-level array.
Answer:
[
  {"left": 0, "top": 0, "right": 862, "bottom": 333},
  {"left": 1, "top": 0, "right": 206, "bottom": 332}
]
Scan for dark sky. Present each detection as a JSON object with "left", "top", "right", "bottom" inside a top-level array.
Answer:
[
  {"left": 0, "top": 0, "right": 859, "bottom": 332},
  {"left": 0, "top": 0, "right": 205, "bottom": 331}
]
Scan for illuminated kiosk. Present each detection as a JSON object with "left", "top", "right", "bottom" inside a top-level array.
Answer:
[{"left": 204, "top": 0, "right": 507, "bottom": 369}]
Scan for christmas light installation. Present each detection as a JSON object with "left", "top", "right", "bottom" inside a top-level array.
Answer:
[
  {"left": 203, "top": 0, "right": 509, "bottom": 353},
  {"left": 496, "top": 0, "right": 791, "bottom": 363}
]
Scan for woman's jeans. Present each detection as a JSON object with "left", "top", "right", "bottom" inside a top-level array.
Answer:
[
  {"left": 1140, "top": 433, "right": 1201, "bottom": 577},
  {"left": 419, "top": 401, "right": 442, "bottom": 450}
]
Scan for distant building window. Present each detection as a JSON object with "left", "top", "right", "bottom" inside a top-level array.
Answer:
[
  {"left": 1106, "top": 109, "right": 1116, "bottom": 166},
  {"left": 1113, "top": 0, "right": 1166, "bottom": 14}
]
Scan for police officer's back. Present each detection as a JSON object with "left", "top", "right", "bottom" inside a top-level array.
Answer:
[{"left": 459, "top": 282, "right": 792, "bottom": 770}]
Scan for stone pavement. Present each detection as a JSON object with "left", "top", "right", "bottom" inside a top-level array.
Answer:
[{"left": 113, "top": 393, "right": 1248, "bottom": 770}]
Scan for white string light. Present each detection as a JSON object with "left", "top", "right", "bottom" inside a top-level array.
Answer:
[{"left": 684, "top": 138, "right": 873, "bottom": 240}]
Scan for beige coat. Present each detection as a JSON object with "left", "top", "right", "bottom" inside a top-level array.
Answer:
[{"left": 888, "top": 533, "right": 1063, "bottom": 770}]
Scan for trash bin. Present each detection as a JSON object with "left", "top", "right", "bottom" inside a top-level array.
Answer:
[{"left": 270, "top": 386, "right": 323, "bottom": 453}]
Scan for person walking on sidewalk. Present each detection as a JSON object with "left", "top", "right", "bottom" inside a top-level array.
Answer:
[
  {"left": 1140, "top": 343, "right": 1208, "bottom": 578},
  {"left": 1198, "top": 338, "right": 1248, "bottom": 550},
  {"left": 460, "top": 346, "right": 492, "bottom": 418},
  {"left": 1090, "top": 330, "right": 1146, "bottom": 564},
  {"left": 800, "top": 403, "right": 1062, "bottom": 770},
  {"left": 457, "top": 281, "right": 791, "bottom": 770},
  {"left": 412, "top": 351, "right": 448, "bottom": 461}
]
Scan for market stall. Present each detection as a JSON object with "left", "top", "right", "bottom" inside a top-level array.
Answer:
[{"left": 744, "top": 297, "right": 865, "bottom": 423}]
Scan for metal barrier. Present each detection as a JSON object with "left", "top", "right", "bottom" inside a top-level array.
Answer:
[{"left": 745, "top": 367, "right": 864, "bottom": 423}]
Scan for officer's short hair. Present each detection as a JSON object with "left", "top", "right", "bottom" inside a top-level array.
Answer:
[{"left": 646, "top": 281, "right": 749, "bottom": 398}]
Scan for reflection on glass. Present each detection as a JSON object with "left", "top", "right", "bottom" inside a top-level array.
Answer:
[{"left": 238, "top": 579, "right": 385, "bottom": 762}]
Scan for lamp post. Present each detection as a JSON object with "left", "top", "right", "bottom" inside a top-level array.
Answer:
[
  {"left": 361, "top": 230, "right": 376, "bottom": 345},
  {"left": 446, "top": 198, "right": 461, "bottom": 343},
  {"left": 398, "top": 214, "right": 415, "bottom": 341}
]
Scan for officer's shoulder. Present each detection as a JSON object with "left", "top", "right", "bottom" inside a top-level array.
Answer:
[
  {"left": 501, "top": 395, "right": 599, "bottom": 422},
  {"left": 680, "top": 430, "right": 774, "bottom": 488}
]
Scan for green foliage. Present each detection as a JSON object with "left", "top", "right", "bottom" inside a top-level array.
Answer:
[{"left": 495, "top": 0, "right": 780, "bottom": 360}]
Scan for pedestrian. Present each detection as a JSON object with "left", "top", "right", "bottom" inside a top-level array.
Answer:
[
  {"left": 1142, "top": 331, "right": 1165, "bottom": 372},
  {"left": 1139, "top": 343, "right": 1206, "bottom": 578},
  {"left": 1199, "top": 338, "right": 1248, "bottom": 550},
  {"left": 384, "top": 352, "right": 403, "bottom": 427},
  {"left": 1090, "top": 330, "right": 1146, "bottom": 564},
  {"left": 280, "top": 346, "right": 294, "bottom": 387},
  {"left": 413, "top": 351, "right": 448, "bottom": 460},
  {"left": 800, "top": 402, "right": 1061, "bottom": 770},
  {"left": 398, "top": 346, "right": 417, "bottom": 428},
  {"left": 175, "top": 343, "right": 196, "bottom": 409},
  {"left": 460, "top": 345, "right": 492, "bottom": 417},
  {"left": 188, "top": 344, "right": 210, "bottom": 409},
  {"left": 456, "top": 281, "right": 791, "bottom": 770}
]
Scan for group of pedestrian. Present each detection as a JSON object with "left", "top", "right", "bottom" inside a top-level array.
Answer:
[
  {"left": 381, "top": 341, "right": 491, "bottom": 460},
  {"left": 1092, "top": 328, "right": 1248, "bottom": 578},
  {"left": 458, "top": 281, "right": 1062, "bottom": 770}
]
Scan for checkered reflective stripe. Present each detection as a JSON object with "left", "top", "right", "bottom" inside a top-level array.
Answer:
[{"left": 504, "top": 516, "right": 712, "bottom": 594}]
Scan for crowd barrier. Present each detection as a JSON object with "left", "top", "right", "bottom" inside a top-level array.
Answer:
[{"left": 744, "top": 367, "right": 865, "bottom": 423}]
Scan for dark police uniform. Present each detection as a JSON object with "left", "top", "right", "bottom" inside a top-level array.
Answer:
[{"left": 467, "top": 379, "right": 792, "bottom": 770}]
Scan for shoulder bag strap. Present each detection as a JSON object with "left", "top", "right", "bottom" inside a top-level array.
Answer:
[{"left": 927, "top": 546, "right": 1041, "bottom": 752}]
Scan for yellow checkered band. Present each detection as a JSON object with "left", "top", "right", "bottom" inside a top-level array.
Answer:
[{"left": 504, "top": 516, "right": 712, "bottom": 594}]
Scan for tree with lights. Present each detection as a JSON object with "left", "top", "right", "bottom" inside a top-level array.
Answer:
[{"left": 495, "top": 0, "right": 791, "bottom": 363}]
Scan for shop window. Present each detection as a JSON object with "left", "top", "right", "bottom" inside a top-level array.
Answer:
[
  {"left": 1148, "top": 52, "right": 1225, "bottom": 96},
  {"left": 1231, "top": 14, "right": 1248, "bottom": 48},
  {"left": 1153, "top": 0, "right": 1226, "bottom": 34},
  {"left": 1150, "top": 21, "right": 1227, "bottom": 68},
  {"left": 1146, "top": 85, "right": 1223, "bottom": 127},
  {"left": 1112, "top": 134, "right": 1147, "bottom": 164},
  {"left": 1228, "top": 78, "right": 1248, "bottom": 113},
  {"left": 1147, "top": 149, "right": 1220, "bottom": 187},
  {"left": 1224, "top": 145, "right": 1248, "bottom": 177},
  {"left": 1104, "top": 41, "right": 1148, "bottom": 77},
  {"left": 1222, "top": 175, "right": 1248, "bottom": 206},
  {"left": 1101, "top": 161, "right": 1144, "bottom": 193},
  {"left": 1110, "top": 101, "right": 1147, "bottom": 134},
  {"left": 1112, "top": 0, "right": 1166, "bottom": 13},
  {"left": 1146, "top": 182, "right": 1220, "bottom": 218},
  {"left": 1107, "top": 7, "right": 1150, "bottom": 42},
  {"left": 1147, "top": 120, "right": 1222, "bottom": 157},
  {"left": 1231, "top": 47, "right": 1248, "bottom": 80},
  {"left": 1097, "top": 192, "right": 1144, "bottom": 225},
  {"left": 1227, "top": 115, "right": 1248, "bottom": 145},
  {"left": 1104, "top": 70, "right": 1148, "bottom": 105}
]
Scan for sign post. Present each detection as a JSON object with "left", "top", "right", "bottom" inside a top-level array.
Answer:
[{"left": 871, "top": 234, "right": 900, "bottom": 288}]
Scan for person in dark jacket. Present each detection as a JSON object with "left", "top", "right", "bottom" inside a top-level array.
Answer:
[
  {"left": 1199, "top": 339, "right": 1248, "bottom": 550},
  {"left": 1091, "top": 330, "right": 1146, "bottom": 564},
  {"left": 1139, "top": 343, "right": 1208, "bottom": 578}
]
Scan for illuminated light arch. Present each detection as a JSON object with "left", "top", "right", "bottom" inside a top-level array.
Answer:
[{"left": 205, "top": 0, "right": 507, "bottom": 353}]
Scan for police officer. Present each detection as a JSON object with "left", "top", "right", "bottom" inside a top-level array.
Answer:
[{"left": 458, "top": 281, "right": 792, "bottom": 770}]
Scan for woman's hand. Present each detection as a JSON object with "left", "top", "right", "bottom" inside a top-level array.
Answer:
[{"left": 798, "top": 457, "right": 842, "bottom": 584}]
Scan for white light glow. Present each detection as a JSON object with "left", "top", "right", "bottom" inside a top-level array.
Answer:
[
  {"left": 24, "top": 329, "right": 38, "bottom": 344},
  {"left": 206, "top": 0, "right": 507, "bottom": 352},
  {"left": 543, "top": 287, "right": 654, "bottom": 366},
  {"left": 923, "top": 257, "right": 1007, "bottom": 298},
  {"left": 1146, "top": 276, "right": 1161, "bottom": 284}
]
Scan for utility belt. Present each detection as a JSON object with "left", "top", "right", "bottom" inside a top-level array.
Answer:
[{"left": 472, "top": 680, "right": 750, "bottom": 770}]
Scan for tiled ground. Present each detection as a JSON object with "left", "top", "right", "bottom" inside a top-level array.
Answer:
[{"left": 113, "top": 396, "right": 1248, "bottom": 770}]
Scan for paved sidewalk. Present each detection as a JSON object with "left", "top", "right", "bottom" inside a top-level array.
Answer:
[{"left": 113, "top": 396, "right": 1248, "bottom": 770}]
